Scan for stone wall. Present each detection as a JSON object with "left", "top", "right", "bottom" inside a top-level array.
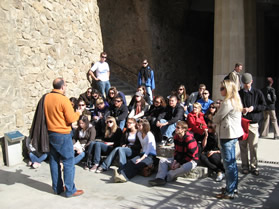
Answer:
[{"left": 0, "top": 0, "right": 103, "bottom": 137}]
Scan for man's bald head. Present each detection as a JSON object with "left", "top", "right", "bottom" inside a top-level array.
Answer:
[{"left": 53, "top": 78, "right": 65, "bottom": 90}]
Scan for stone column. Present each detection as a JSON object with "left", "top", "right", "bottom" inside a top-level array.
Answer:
[{"left": 212, "top": 0, "right": 245, "bottom": 100}]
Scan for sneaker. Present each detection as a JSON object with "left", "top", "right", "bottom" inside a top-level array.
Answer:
[
  {"left": 95, "top": 166, "right": 104, "bottom": 173},
  {"left": 149, "top": 178, "right": 166, "bottom": 186},
  {"left": 113, "top": 169, "right": 127, "bottom": 183},
  {"left": 84, "top": 165, "right": 90, "bottom": 170},
  {"left": 216, "top": 172, "right": 225, "bottom": 182},
  {"left": 32, "top": 162, "right": 41, "bottom": 169},
  {"left": 90, "top": 164, "right": 98, "bottom": 172},
  {"left": 158, "top": 140, "right": 166, "bottom": 147},
  {"left": 166, "top": 137, "right": 174, "bottom": 146},
  {"left": 252, "top": 169, "right": 259, "bottom": 176},
  {"left": 28, "top": 161, "right": 33, "bottom": 167}
]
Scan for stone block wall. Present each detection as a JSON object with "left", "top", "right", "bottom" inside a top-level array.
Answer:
[{"left": 0, "top": 0, "right": 103, "bottom": 137}]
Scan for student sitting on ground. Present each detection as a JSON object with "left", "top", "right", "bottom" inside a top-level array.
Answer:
[
  {"left": 106, "top": 86, "right": 127, "bottom": 106},
  {"left": 86, "top": 116, "right": 122, "bottom": 171},
  {"left": 109, "top": 96, "right": 129, "bottom": 130},
  {"left": 26, "top": 137, "right": 48, "bottom": 169},
  {"left": 128, "top": 86, "right": 151, "bottom": 111},
  {"left": 149, "top": 121, "right": 199, "bottom": 186},
  {"left": 72, "top": 115, "right": 96, "bottom": 165},
  {"left": 95, "top": 118, "right": 141, "bottom": 173},
  {"left": 113, "top": 119, "right": 156, "bottom": 183}
]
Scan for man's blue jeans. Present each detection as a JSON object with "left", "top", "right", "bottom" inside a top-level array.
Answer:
[
  {"left": 48, "top": 131, "right": 76, "bottom": 197},
  {"left": 101, "top": 147, "right": 132, "bottom": 170},
  {"left": 119, "top": 119, "right": 126, "bottom": 131},
  {"left": 220, "top": 138, "right": 238, "bottom": 195},
  {"left": 146, "top": 86, "right": 153, "bottom": 104},
  {"left": 97, "top": 80, "right": 111, "bottom": 97},
  {"left": 93, "top": 142, "right": 113, "bottom": 165},
  {"left": 159, "top": 119, "right": 176, "bottom": 138},
  {"left": 29, "top": 152, "right": 48, "bottom": 164}
]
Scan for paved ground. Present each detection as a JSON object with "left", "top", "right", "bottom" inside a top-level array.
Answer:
[{"left": 1, "top": 136, "right": 279, "bottom": 209}]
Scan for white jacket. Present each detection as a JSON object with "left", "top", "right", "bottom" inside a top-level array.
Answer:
[{"left": 213, "top": 99, "right": 243, "bottom": 140}]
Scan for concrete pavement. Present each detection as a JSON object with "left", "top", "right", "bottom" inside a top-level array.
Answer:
[{"left": 0, "top": 136, "right": 279, "bottom": 209}]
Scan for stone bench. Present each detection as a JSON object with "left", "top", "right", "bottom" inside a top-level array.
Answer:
[{"left": 156, "top": 145, "right": 208, "bottom": 179}]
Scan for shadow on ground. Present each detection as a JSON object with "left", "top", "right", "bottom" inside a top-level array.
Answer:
[{"left": 120, "top": 164, "right": 279, "bottom": 209}]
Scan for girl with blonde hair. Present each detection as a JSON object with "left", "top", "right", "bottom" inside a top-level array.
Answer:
[{"left": 213, "top": 80, "right": 243, "bottom": 199}]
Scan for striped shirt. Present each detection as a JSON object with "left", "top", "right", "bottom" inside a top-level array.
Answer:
[{"left": 174, "top": 131, "right": 199, "bottom": 164}]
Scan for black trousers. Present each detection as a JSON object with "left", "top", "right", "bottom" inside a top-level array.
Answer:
[{"left": 200, "top": 152, "right": 225, "bottom": 173}]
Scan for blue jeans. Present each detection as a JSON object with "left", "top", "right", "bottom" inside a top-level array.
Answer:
[
  {"left": 220, "top": 138, "right": 238, "bottom": 195},
  {"left": 119, "top": 119, "right": 126, "bottom": 131},
  {"left": 146, "top": 86, "right": 153, "bottom": 104},
  {"left": 48, "top": 131, "right": 76, "bottom": 197},
  {"left": 29, "top": 152, "right": 48, "bottom": 164},
  {"left": 160, "top": 119, "right": 176, "bottom": 138},
  {"left": 97, "top": 80, "right": 111, "bottom": 97},
  {"left": 93, "top": 142, "right": 113, "bottom": 165},
  {"left": 101, "top": 147, "right": 132, "bottom": 170},
  {"left": 74, "top": 151, "right": 85, "bottom": 165}
]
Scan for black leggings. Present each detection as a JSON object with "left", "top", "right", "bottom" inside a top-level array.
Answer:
[{"left": 200, "top": 152, "right": 225, "bottom": 173}]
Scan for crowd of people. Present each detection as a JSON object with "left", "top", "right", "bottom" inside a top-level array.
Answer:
[{"left": 28, "top": 54, "right": 278, "bottom": 199}]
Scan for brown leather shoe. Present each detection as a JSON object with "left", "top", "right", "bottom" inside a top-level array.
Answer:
[{"left": 70, "top": 190, "right": 84, "bottom": 197}]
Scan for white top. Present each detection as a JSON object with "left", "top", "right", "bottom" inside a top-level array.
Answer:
[
  {"left": 127, "top": 132, "right": 136, "bottom": 145},
  {"left": 137, "top": 131, "right": 156, "bottom": 157},
  {"left": 90, "top": 61, "right": 110, "bottom": 81},
  {"left": 213, "top": 99, "right": 244, "bottom": 140}
]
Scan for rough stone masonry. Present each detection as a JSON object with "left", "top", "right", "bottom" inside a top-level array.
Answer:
[{"left": 0, "top": 0, "right": 103, "bottom": 137}]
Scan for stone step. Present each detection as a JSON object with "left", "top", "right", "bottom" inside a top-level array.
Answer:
[{"left": 156, "top": 145, "right": 208, "bottom": 179}]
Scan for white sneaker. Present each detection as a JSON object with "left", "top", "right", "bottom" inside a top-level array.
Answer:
[
  {"left": 216, "top": 172, "right": 225, "bottom": 182},
  {"left": 32, "top": 162, "right": 41, "bottom": 169}
]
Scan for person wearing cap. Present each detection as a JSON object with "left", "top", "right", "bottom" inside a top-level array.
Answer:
[
  {"left": 239, "top": 73, "right": 266, "bottom": 176},
  {"left": 260, "top": 77, "right": 279, "bottom": 139},
  {"left": 128, "top": 91, "right": 149, "bottom": 120}
]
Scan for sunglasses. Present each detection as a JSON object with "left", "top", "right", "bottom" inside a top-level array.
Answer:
[
  {"left": 154, "top": 100, "right": 160, "bottom": 104},
  {"left": 210, "top": 106, "right": 216, "bottom": 109},
  {"left": 97, "top": 102, "right": 104, "bottom": 106},
  {"left": 79, "top": 104, "right": 85, "bottom": 106},
  {"left": 106, "top": 120, "right": 113, "bottom": 124},
  {"left": 142, "top": 62, "right": 147, "bottom": 64},
  {"left": 179, "top": 88, "right": 183, "bottom": 91},
  {"left": 114, "top": 100, "right": 122, "bottom": 103},
  {"left": 101, "top": 56, "right": 107, "bottom": 58},
  {"left": 203, "top": 92, "right": 209, "bottom": 95},
  {"left": 176, "top": 126, "right": 183, "bottom": 130},
  {"left": 220, "top": 87, "right": 225, "bottom": 91}
]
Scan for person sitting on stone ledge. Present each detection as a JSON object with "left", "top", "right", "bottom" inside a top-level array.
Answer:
[
  {"left": 96, "top": 118, "right": 141, "bottom": 173},
  {"left": 199, "top": 121, "right": 225, "bottom": 182},
  {"left": 79, "top": 87, "right": 93, "bottom": 108},
  {"left": 149, "top": 121, "right": 198, "bottom": 186},
  {"left": 156, "top": 95, "right": 184, "bottom": 146},
  {"left": 91, "top": 89, "right": 104, "bottom": 110},
  {"left": 144, "top": 95, "right": 166, "bottom": 143},
  {"left": 128, "top": 86, "right": 151, "bottom": 111},
  {"left": 106, "top": 86, "right": 127, "bottom": 107},
  {"left": 187, "top": 102, "right": 208, "bottom": 157},
  {"left": 113, "top": 119, "right": 156, "bottom": 183},
  {"left": 128, "top": 92, "right": 149, "bottom": 120},
  {"left": 70, "top": 97, "right": 78, "bottom": 111},
  {"left": 187, "top": 83, "right": 206, "bottom": 113},
  {"left": 86, "top": 116, "right": 122, "bottom": 172},
  {"left": 109, "top": 96, "right": 129, "bottom": 130},
  {"left": 92, "top": 98, "right": 110, "bottom": 138},
  {"left": 197, "top": 89, "right": 214, "bottom": 114},
  {"left": 72, "top": 115, "right": 96, "bottom": 165}
]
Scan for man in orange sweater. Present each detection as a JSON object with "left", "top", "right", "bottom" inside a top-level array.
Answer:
[{"left": 44, "top": 78, "right": 83, "bottom": 197}]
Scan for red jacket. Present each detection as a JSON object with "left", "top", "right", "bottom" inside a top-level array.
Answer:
[{"left": 187, "top": 112, "right": 207, "bottom": 135}]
